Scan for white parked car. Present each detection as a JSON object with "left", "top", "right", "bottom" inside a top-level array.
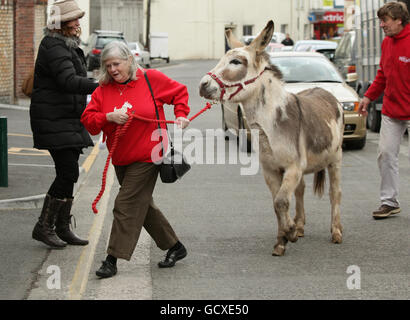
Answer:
[
  {"left": 128, "top": 42, "right": 150, "bottom": 68},
  {"left": 222, "top": 52, "right": 366, "bottom": 151}
]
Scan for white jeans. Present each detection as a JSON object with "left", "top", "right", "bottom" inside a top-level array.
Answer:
[{"left": 377, "top": 115, "right": 410, "bottom": 207}]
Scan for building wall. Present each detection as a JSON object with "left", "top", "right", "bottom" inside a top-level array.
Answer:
[
  {"left": 90, "top": 0, "right": 144, "bottom": 43},
  {"left": 149, "top": 0, "right": 312, "bottom": 60},
  {"left": 34, "top": 4, "right": 47, "bottom": 60},
  {"left": 0, "top": 0, "right": 14, "bottom": 104},
  {"left": 77, "top": 0, "right": 90, "bottom": 42},
  {"left": 15, "top": 0, "right": 35, "bottom": 100}
]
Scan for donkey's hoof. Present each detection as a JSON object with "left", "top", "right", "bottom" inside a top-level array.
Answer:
[
  {"left": 285, "top": 225, "right": 298, "bottom": 243},
  {"left": 331, "top": 230, "right": 343, "bottom": 244},
  {"left": 297, "top": 229, "right": 304, "bottom": 237},
  {"left": 272, "top": 245, "right": 286, "bottom": 256},
  {"left": 287, "top": 232, "right": 298, "bottom": 243}
]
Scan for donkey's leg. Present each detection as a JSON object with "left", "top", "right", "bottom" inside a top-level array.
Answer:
[
  {"left": 274, "top": 165, "right": 302, "bottom": 244},
  {"left": 262, "top": 169, "right": 287, "bottom": 256},
  {"left": 327, "top": 161, "right": 343, "bottom": 244},
  {"left": 294, "top": 177, "right": 306, "bottom": 237}
]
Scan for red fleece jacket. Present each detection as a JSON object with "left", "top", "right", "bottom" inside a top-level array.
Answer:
[
  {"left": 81, "top": 69, "right": 190, "bottom": 165},
  {"left": 364, "top": 24, "right": 410, "bottom": 120}
]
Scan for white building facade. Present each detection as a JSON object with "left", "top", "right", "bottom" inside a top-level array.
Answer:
[{"left": 147, "top": 0, "right": 314, "bottom": 60}]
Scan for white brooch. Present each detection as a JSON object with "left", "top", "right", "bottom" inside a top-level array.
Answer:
[{"left": 114, "top": 101, "right": 133, "bottom": 113}]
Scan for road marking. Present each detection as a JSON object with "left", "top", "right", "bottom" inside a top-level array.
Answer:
[
  {"left": 68, "top": 165, "right": 114, "bottom": 300},
  {"left": 82, "top": 144, "right": 99, "bottom": 173},
  {"left": 8, "top": 163, "right": 54, "bottom": 168},
  {"left": 8, "top": 133, "right": 32, "bottom": 138},
  {"left": 8, "top": 147, "right": 49, "bottom": 156}
]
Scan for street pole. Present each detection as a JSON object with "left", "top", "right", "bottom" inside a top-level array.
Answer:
[
  {"left": 0, "top": 117, "right": 8, "bottom": 187},
  {"left": 146, "top": 0, "right": 151, "bottom": 51}
]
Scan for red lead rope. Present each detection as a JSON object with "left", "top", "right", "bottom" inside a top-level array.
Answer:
[{"left": 91, "top": 102, "right": 214, "bottom": 214}]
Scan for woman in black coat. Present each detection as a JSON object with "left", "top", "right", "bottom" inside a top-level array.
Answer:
[{"left": 30, "top": 0, "right": 98, "bottom": 248}]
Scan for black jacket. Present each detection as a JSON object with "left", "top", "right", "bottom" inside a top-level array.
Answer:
[{"left": 30, "top": 29, "right": 98, "bottom": 150}]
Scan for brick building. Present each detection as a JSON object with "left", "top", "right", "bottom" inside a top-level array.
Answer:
[
  {"left": 0, "top": 0, "right": 47, "bottom": 104},
  {"left": 0, "top": 0, "right": 14, "bottom": 104}
]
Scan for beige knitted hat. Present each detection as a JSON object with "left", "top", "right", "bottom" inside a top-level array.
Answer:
[{"left": 48, "top": 0, "right": 85, "bottom": 28}]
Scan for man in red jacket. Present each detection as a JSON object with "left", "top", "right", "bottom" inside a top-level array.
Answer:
[{"left": 358, "top": 2, "right": 410, "bottom": 219}]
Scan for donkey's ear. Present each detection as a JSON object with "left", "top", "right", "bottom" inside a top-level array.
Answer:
[
  {"left": 225, "top": 29, "right": 244, "bottom": 49},
  {"left": 250, "top": 20, "right": 274, "bottom": 54}
]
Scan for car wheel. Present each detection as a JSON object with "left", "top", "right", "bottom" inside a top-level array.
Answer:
[
  {"left": 238, "top": 109, "right": 251, "bottom": 153},
  {"left": 367, "top": 104, "right": 381, "bottom": 132}
]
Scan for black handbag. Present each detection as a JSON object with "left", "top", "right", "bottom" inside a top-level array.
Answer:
[{"left": 144, "top": 72, "right": 191, "bottom": 183}]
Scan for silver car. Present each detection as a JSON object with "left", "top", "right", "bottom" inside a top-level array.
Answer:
[
  {"left": 222, "top": 52, "right": 366, "bottom": 151},
  {"left": 128, "top": 42, "right": 151, "bottom": 68}
]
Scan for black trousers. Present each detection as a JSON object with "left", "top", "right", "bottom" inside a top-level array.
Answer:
[{"left": 48, "top": 148, "right": 81, "bottom": 199}]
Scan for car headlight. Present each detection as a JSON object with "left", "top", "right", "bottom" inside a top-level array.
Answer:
[{"left": 342, "top": 102, "right": 359, "bottom": 112}]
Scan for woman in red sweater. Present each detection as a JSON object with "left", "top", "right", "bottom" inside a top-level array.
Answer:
[{"left": 81, "top": 41, "right": 190, "bottom": 278}]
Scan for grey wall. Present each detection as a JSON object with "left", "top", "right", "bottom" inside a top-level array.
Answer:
[{"left": 90, "top": 0, "right": 144, "bottom": 44}]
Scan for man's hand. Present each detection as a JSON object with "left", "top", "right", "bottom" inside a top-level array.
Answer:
[
  {"left": 175, "top": 117, "right": 190, "bottom": 129},
  {"left": 106, "top": 111, "right": 129, "bottom": 125},
  {"left": 358, "top": 96, "right": 371, "bottom": 116}
]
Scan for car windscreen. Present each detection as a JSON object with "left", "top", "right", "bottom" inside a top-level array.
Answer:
[
  {"left": 270, "top": 56, "right": 343, "bottom": 83},
  {"left": 96, "top": 37, "right": 126, "bottom": 48},
  {"left": 334, "top": 33, "right": 352, "bottom": 59}
]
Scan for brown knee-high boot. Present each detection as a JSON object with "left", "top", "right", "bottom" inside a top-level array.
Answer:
[
  {"left": 55, "top": 197, "right": 89, "bottom": 246},
  {"left": 32, "top": 194, "right": 67, "bottom": 248}
]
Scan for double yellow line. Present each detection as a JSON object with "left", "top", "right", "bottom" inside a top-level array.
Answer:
[{"left": 69, "top": 144, "right": 114, "bottom": 300}]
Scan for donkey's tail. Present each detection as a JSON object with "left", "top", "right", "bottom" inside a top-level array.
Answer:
[{"left": 313, "top": 169, "right": 326, "bottom": 198}]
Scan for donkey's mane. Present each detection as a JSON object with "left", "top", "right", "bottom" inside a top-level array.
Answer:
[{"left": 260, "top": 51, "right": 283, "bottom": 80}]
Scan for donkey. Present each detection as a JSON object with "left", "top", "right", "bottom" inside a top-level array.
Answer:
[{"left": 199, "top": 21, "right": 344, "bottom": 256}]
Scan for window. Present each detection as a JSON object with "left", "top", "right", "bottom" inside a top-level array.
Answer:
[{"left": 243, "top": 25, "right": 253, "bottom": 36}]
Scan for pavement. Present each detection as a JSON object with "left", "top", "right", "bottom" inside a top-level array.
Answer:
[{"left": 0, "top": 58, "right": 176, "bottom": 210}]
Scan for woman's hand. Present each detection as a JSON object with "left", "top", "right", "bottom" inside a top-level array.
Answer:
[
  {"left": 176, "top": 117, "right": 190, "bottom": 129},
  {"left": 106, "top": 111, "right": 129, "bottom": 125}
]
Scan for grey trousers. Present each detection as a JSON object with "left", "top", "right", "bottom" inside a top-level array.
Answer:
[
  {"left": 107, "top": 162, "right": 178, "bottom": 260},
  {"left": 377, "top": 114, "right": 410, "bottom": 208}
]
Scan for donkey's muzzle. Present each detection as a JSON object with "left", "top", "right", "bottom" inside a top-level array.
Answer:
[{"left": 199, "top": 75, "right": 218, "bottom": 100}]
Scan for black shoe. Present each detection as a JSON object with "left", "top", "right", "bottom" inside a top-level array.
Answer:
[
  {"left": 96, "top": 260, "right": 117, "bottom": 278},
  {"left": 158, "top": 243, "right": 187, "bottom": 268}
]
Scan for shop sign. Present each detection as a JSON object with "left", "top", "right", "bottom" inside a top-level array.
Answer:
[
  {"left": 323, "top": 11, "right": 344, "bottom": 23},
  {"left": 323, "top": 0, "right": 334, "bottom": 8}
]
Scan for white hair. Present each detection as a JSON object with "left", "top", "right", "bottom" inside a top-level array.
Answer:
[{"left": 98, "top": 41, "right": 142, "bottom": 85}]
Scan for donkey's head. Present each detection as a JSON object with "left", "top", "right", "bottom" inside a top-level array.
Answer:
[{"left": 199, "top": 20, "right": 280, "bottom": 103}]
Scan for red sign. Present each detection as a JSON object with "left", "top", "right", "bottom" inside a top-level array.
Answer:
[{"left": 322, "top": 11, "right": 344, "bottom": 23}]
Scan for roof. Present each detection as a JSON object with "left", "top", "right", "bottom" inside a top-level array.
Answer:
[
  {"left": 294, "top": 40, "right": 337, "bottom": 48},
  {"left": 268, "top": 51, "right": 327, "bottom": 58},
  {"left": 93, "top": 30, "right": 124, "bottom": 35}
]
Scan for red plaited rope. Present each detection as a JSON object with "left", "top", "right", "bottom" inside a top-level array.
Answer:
[{"left": 91, "top": 102, "right": 214, "bottom": 214}]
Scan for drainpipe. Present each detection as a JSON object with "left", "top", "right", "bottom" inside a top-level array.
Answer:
[
  {"left": 145, "top": 0, "right": 151, "bottom": 51},
  {"left": 0, "top": 117, "right": 8, "bottom": 187}
]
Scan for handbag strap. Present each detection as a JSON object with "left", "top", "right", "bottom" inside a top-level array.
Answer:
[{"left": 143, "top": 71, "right": 173, "bottom": 156}]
